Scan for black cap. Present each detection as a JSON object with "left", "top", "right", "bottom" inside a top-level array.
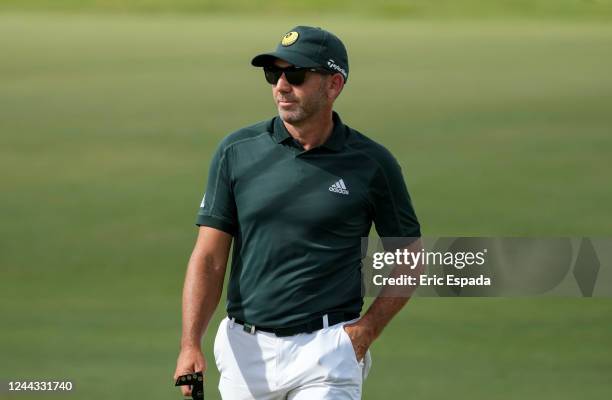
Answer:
[{"left": 251, "top": 26, "right": 349, "bottom": 82}]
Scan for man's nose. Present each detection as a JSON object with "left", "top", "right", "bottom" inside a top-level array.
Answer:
[{"left": 275, "top": 72, "right": 292, "bottom": 91}]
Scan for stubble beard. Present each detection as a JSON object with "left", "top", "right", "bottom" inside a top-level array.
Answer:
[
  {"left": 278, "top": 104, "right": 306, "bottom": 124},
  {"left": 277, "top": 83, "right": 328, "bottom": 124}
]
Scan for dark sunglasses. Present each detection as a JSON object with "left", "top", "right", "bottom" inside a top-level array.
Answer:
[{"left": 263, "top": 66, "right": 331, "bottom": 86}]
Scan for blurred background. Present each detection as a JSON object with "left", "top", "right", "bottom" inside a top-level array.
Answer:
[{"left": 1, "top": 1, "right": 611, "bottom": 399}]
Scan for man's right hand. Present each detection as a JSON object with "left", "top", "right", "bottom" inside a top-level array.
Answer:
[
  {"left": 174, "top": 347, "right": 207, "bottom": 397},
  {"left": 175, "top": 227, "right": 232, "bottom": 396}
]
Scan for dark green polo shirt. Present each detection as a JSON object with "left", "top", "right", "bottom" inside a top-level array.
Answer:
[{"left": 196, "top": 112, "right": 420, "bottom": 327}]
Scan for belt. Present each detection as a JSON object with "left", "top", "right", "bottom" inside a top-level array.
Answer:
[{"left": 231, "top": 312, "right": 359, "bottom": 337}]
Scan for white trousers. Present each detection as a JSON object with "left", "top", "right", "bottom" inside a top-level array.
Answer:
[{"left": 213, "top": 316, "right": 372, "bottom": 400}]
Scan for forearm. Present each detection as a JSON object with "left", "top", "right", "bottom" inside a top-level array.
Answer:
[
  {"left": 180, "top": 251, "right": 227, "bottom": 349},
  {"left": 360, "top": 238, "right": 424, "bottom": 340},
  {"left": 359, "top": 297, "right": 410, "bottom": 341}
]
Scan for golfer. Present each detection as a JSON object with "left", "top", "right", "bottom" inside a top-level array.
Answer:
[{"left": 174, "top": 25, "right": 421, "bottom": 399}]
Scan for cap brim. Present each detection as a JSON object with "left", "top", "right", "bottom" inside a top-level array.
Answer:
[{"left": 251, "top": 51, "right": 321, "bottom": 68}]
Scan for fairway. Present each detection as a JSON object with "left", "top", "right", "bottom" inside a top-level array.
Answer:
[{"left": 1, "top": 12, "right": 611, "bottom": 399}]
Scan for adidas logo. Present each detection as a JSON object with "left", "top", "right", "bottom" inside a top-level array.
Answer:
[{"left": 329, "top": 179, "right": 349, "bottom": 195}]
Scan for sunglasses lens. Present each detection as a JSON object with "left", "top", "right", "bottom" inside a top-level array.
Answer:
[
  {"left": 264, "top": 68, "right": 307, "bottom": 85},
  {"left": 285, "top": 69, "right": 307, "bottom": 85},
  {"left": 264, "top": 69, "right": 282, "bottom": 84}
]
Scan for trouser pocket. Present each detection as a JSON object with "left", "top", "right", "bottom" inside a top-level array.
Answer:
[
  {"left": 213, "top": 317, "right": 227, "bottom": 371},
  {"left": 338, "top": 324, "right": 361, "bottom": 366}
]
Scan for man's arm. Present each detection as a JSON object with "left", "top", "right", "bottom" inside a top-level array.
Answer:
[
  {"left": 344, "top": 238, "right": 424, "bottom": 361},
  {"left": 173, "top": 226, "right": 232, "bottom": 396}
]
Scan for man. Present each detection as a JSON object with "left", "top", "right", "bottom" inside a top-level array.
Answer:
[{"left": 174, "top": 26, "right": 422, "bottom": 399}]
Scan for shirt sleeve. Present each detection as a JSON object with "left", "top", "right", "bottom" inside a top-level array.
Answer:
[
  {"left": 195, "top": 142, "right": 237, "bottom": 235},
  {"left": 370, "top": 154, "right": 421, "bottom": 250}
]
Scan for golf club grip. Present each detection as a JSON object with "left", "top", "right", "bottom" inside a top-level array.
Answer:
[{"left": 175, "top": 371, "right": 204, "bottom": 400}]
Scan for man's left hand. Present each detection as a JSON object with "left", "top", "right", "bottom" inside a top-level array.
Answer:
[{"left": 342, "top": 321, "right": 376, "bottom": 362}]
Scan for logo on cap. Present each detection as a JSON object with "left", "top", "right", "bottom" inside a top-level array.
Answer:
[
  {"left": 281, "top": 31, "right": 299, "bottom": 46},
  {"left": 327, "top": 59, "right": 347, "bottom": 79}
]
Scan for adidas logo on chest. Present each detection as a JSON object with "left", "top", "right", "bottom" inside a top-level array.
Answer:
[{"left": 329, "top": 178, "right": 349, "bottom": 195}]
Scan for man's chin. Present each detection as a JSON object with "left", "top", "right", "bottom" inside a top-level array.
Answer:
[{"left": 278, "top": 109, "right": 304, "bottom": 124}]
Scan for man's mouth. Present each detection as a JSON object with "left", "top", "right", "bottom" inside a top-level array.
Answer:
[{"left": 278, "top": 99, "right": 296, "bottom": 106}]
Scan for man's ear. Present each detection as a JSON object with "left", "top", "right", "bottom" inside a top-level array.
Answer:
[{"left": 328, "top": 73, "right": 345, "bottom": 101}]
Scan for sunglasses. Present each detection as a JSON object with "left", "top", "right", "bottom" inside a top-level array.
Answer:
[{"left": 264, "top": 66, "right": 331, "bottom": 86}]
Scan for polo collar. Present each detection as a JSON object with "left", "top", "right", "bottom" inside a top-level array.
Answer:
[{"left": 272, "top": 111, "right": 347, "bottom": 152}]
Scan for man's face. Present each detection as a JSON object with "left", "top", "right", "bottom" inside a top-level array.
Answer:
[{"left": 271, "top": 59, "right": 330, "bottom": 124}]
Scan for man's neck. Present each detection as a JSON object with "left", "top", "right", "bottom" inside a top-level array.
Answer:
[{"left": 282, "top": 109, "right": 334, "bottom": 151}]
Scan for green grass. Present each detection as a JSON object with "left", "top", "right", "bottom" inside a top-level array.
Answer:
[
  {"left": 1, "top": 12, "right": 611, "bottom": 400},
  {"left": 1, "top": 0, "right": 612, "bottom": 20}
]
